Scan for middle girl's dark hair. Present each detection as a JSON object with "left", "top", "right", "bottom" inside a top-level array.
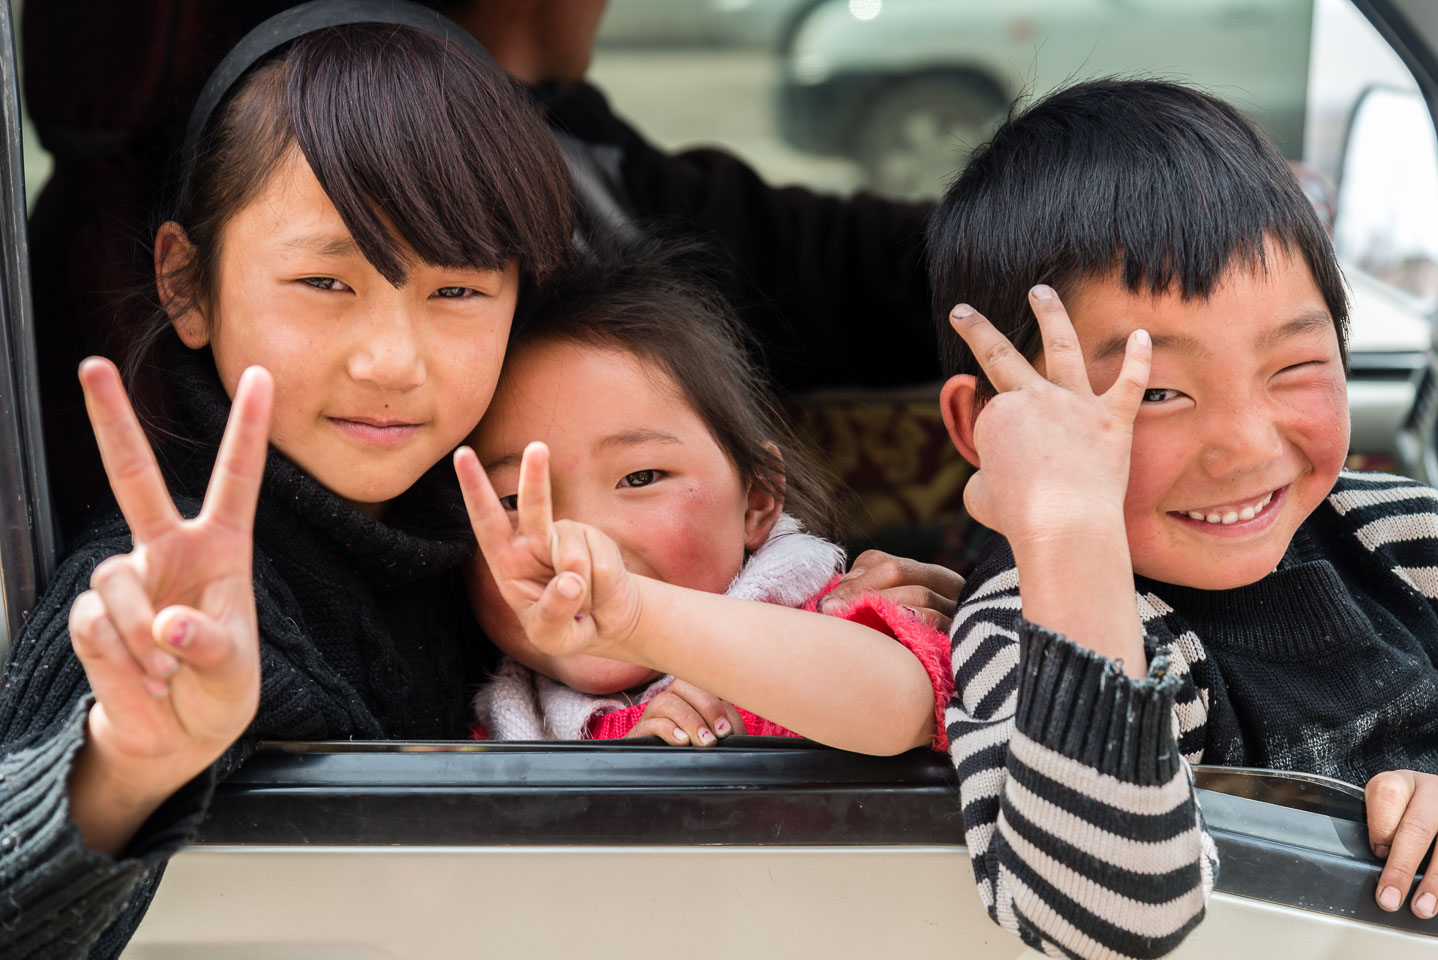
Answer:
[{"left": 511, "top": 238, "right": 839, "bottom": 540}]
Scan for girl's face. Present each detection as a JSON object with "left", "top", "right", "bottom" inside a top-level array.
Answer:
[
  {"left": 468, "top": 339, "right": 781, "bottom": 694},
  {"left": 162, "top": 149, "right": 519, "bottom": 514}
]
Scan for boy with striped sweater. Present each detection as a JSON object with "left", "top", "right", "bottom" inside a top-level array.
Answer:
[{"left": 931, "top": 79, "right": 1438, "bottom": 958}]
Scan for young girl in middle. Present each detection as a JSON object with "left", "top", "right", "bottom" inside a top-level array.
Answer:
[{"left": 459, "top": 243, "right": 953, "bottom": 753}]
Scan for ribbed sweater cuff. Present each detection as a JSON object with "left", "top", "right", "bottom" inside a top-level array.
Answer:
[
  {"left": 1013, "top": 619, "right": 1182, "bottom": 787},
  {"left": 0, "top": 698, "right": 217, "bottom": 957}
]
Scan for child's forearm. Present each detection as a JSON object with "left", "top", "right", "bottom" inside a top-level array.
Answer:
[
  {"left": 616, "top": 577, "right": 935, "bottom": 755},
  {"left": 1010, "top": 517, "right": 1147, "bottom": 678}
]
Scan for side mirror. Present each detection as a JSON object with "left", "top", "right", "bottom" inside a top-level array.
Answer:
[{"left": 1334, "top": 85, "right": 1438, "bottom": 305}]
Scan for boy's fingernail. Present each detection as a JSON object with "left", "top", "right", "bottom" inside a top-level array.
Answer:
[
  {"left": 672, "top": 728, "right": 689, "bottom": 743},
  {"left": 1030, "top": 284, "right": 1056, "bottom": 300},
  {"left": 715, "top": 719, "right": 731, "bottom": 736},
  {"left": 151, "top": 651, "right": 179, "bottom": 678},
  {"left": 1416, "top": 892, "right": 1436, "bottom": 918},
  {"left": 1380, "top": 885, "right": 1403, "bottom": 911},
  {"left": 166, "top": 618, "right": 189, "bottom": 648},
  {"left": 1375, "top": 844, "right": 1390, "bottom": 859},
  {"left": 698, "top": 727, "right": 715, "bottom": 745},
  {"left": 821, "top": 596, "right": 845, "bottom": 615},
  {"left": 950, "top": 304, "right": 974, "bottom": 319},
  {"left": 557, "top": 574, "right": 582, "bottom": 599},
  {"left": 902, "top": 605, "right": 922, "bottom": 621},
  {"left": 1133, "top": 328, "right": 1151, "bottom": 346}
]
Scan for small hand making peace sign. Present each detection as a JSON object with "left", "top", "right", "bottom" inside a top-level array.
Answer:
[
  {"left": 68, "top": 358, "right": 273, "bottom": 793},
  {"left": 948, "top": 285, "right": 1152, "bottom": 546},
  {"left": 455, "top": 441, "right": 642, "bottom": 662}
]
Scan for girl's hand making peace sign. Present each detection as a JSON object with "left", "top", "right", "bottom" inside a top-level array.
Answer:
[
  {"left": 456, "top": 441, "right": 643, "bottom": 664},
  {"left": 66, "top": 358, "right": 273, "bottom": 856},
  {"left": 946, "top": 286, "right": 1152, "bottom": 676}
]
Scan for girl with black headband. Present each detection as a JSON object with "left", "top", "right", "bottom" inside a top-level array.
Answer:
[{"left": 0, "top": 4, "right": 573, "bottom": 955}]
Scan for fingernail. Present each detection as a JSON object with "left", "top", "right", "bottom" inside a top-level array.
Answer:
[
  {"left": 698, "top": 727, "right": 715, "bottom": 745},
  {"left": 1030, "top": 284, "right": 1055, "bottom": 300},
  {"left": 672, "top": 728, "right": 689, "bottom": 743},
  {"left": 151, "top": 651, "right": 179, "bottom": 678},
  {"left": 1380, "top": 885, "right": 1403, "bottom": 911},
  {"left": 1375, "top": 844, "right": 1390, "bottom": 859},
  {"left": 715, "top": 719, "right": 731, "bottom": 736},
  {"left": 902, "top": 605, "right": 921, "bottom": 621},
  {"left": 820, "top": 597, "right": 845, "bottom": 615},
  {"left": 1133, "top": 328, "right": 1151, "bottom": 346},
  {"left": 950, "top": 304, "right": 974, "bottom": 319},
  {"left": 142, "top": 675, "right": 170, "bottom": 698},
  {"left": 1417, "top": 892, "right": 1436, "bottom": 918},
  {"left": 166, "top": 618, "right": 189, "bottom": 648},
  {"left": 557, "top": 574, "right": 582, "bottom": 599}
]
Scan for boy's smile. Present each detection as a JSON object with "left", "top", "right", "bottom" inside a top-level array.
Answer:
[{"left": 1063, "top": 244, "right": 1349, "bottom": 590}]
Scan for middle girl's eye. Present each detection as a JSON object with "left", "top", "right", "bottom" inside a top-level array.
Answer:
[
  {"left": 302, "top": 277, "right": 350, "bottom": 292},
  {"left": 618, "top": 470, "right": 660, "bottom": 489},
  {"left": 1142, "top": 388, "right": 1181, "bottom": 403}
]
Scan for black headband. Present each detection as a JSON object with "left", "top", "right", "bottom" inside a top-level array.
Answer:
[{"left": 180, "top": 0, "right": 493, "bottom": 179}]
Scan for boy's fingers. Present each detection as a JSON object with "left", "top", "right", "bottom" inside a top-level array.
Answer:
[
  {"left": 1027, "top": 285, "right": 1091, "bottom": 392},
  {"left": 723, "top": 702, "right": 747, "bottom": 736},
  {"left": 1366, "top": 770, "right": 1412, "bottom": 856},
  {"left": 1104, "top": 329, "right": 1154, "bottom": 422},
  {"left": 89, "top": 556, "right": 172, "bottom": 679},
  {"left": 455, "top": 447, "right": 516, "bottom": 554},
  {"left": 1371, "top": 774, "right": 1438, "bottom": 911},
  {"left": 948, "top": 305, "right": 1040, "bottom": 394},
  {"left": 200, "top": 366, "right": 273, "bottom": 539},
  {"left": 516, "top": 442, "right": 554, "bottom": 541},
  {"left": 79, "top": 357, "right": 183, "bottom": 543},
  {"left": 1410, "top": 849, "right": 1438, "bottom": 919}
]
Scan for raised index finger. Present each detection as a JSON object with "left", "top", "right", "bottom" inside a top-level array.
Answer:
[
  {"left": 79, "top": 357, "right": 182, "bottom": 542},
  {"left": 199, "top": 365, "right": 274, "bottom": 538},
  {"left": 947, "top": 304, "right": 1042, "bottom": 394}
]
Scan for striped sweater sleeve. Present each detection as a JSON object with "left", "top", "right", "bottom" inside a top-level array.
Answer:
[
  {"left": 1325, "top": 470, "right": 1438, "bottom": 609},
  {"left": 947, "top": 560, "right": 1218, "bottom": 959}
]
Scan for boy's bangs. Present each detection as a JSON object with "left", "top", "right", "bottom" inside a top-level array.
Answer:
[
  {"left": 929, "top": 80, "right": 1348, "bottom": 380},
  {"left": 283, "top": 25, "right": 571, "bottom": 286}
]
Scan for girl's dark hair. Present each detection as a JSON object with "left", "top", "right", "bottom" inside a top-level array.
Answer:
[
  {"left": 927, "top": 78, "right": 1348, "bottom": 397},
  {"left": 128, "top": 21, "right": 575, "bottom": 410},
  {"left": 510, "top": 238, "right": 839, "bottom": 540}
]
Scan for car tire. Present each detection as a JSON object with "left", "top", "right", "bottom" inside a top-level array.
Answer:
[{"left": 854, "top": 76, "right": 1005, "bottom": 200}]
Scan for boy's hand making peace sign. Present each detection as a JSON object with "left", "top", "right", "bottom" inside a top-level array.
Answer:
[
  {"left": 66, "top": 358, "right": 272, "bottom": 856},
  {"left": 456, "top": 441, "right": 643, "bottom": 663},
  {"left": 945, "top": 286, "right": 1152, "bottom": 676}
]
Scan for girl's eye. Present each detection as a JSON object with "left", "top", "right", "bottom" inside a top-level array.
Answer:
[
  {"left": 618, "top": 470, "right": 661, "bottom": 489},
  {"left": 302, "top": 277, "right": 349, "bottom": 292},
  {"left": 1142, "top": 388, "right": 1181, "bottom": 403},
  {"left": 497, "top": 494, "right": 518, "bottom": 511},
  {"left": 433, "top": 286, "right": 478, "bottom": 299}
]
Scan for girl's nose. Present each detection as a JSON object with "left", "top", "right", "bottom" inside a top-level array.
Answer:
[{"left": 347, "top": 309, "right": 426, "bottom": 390}]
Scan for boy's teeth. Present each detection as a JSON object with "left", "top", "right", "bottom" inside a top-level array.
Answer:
[{"left": 1185, "top": 491, "right": 1274, "bottom": 525}]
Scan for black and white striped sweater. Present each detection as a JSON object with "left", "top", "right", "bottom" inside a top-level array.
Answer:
[{"left": 947, "top": 471, "right": 1438, "bottom": 959}]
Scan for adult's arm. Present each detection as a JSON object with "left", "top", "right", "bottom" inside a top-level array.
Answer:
[
  {"left": 537, "top": 82, "right": 939, "bottom": 393},
  {"left": 947, "top": 546, "right": 1217, "bottom": 959}
]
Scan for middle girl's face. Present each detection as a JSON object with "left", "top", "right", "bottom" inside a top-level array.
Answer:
[
  {"left": 467, "top": 339, "right": 780, "bottom": 694},
  {"left": 172, "top": 149, "right": 519, "bottom": 513}
]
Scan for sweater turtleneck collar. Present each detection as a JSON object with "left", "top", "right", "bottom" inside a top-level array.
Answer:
[{"left": 154, "top": 336, "right": 477, "bottom": 587}]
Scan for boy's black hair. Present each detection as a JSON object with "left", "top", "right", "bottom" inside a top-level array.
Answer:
[
  {"left": 926, "top": 79, "right": 1347, "bottom": 394},
  {"left": 507, "top": 236, "right": 839, "bottom": 541}
]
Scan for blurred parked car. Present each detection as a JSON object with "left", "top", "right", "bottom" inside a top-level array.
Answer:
[{"left": 776, "top": 0, "right": 1312, "bottom": 200}]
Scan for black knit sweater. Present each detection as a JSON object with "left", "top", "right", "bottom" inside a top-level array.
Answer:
[{"left": 0, "top": 341, "right": 488, "bottom": 958}]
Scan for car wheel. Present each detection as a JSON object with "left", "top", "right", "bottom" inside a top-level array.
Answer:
[{"left": 855, "top": 77, "right": 1005, "bottom": 200}]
